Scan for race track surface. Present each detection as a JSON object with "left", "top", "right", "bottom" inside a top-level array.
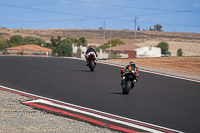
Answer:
[{"left": 0, "top": 56, "right": 200, "bottom": 133}]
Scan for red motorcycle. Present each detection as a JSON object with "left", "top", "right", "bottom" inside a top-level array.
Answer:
[{"left": 86, "top": 52, "right": 97, "bottom": 71}]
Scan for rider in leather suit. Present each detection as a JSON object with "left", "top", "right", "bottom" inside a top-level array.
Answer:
[
  {"left": 85, "top": 45, "right": 98, "bottom": 65},
  {"left": 120, "top": 61, "right": 139, "bottom": 86}
]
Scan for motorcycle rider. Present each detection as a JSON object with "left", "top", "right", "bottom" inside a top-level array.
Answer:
[
  {"left": 120, "top": 61, "right": 139, "bottom": 87},
  {"left": 85, "top": 45, "right": 98, "bottom": 66}
]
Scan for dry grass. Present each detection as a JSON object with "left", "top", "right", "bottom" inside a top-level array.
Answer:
[
  {"left": 109, "top": 57, "right": 200, "bottom": 78},
  {"left": 136, "top": 41, "right": 200, "bottom": 56}
]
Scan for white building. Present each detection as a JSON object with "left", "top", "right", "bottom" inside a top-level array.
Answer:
[
  {"left": 135, "top": 46, "right": 161, "bottom": 58},
  {"left": 97, "top": 49, "right": 109, "bottom": 59},
  {"left": 72, "top": 44, "right": 87, "bottom": 58}
]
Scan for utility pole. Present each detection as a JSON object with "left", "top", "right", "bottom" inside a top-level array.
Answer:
[
  {"left": 110, "top": 31, "right": 112, "bottom": 59},
  {"left": 134, "top": 16, "right": 137, "bottom": 44},
  {"left": 103, "top": 21, "right": 106, "bottom": 44}
]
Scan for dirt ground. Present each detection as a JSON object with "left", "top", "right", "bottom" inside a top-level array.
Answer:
[{"left": 109, "top": 57, "right": 200, "bottom": 79}]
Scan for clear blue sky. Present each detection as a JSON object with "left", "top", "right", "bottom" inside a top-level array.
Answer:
[{"left": 1, "top": 0, "right": 200, "bottom": 33}]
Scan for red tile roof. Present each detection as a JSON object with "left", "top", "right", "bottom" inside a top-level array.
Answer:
[{"left": 7, "top": 44, "right": 52, "bottom": 52}]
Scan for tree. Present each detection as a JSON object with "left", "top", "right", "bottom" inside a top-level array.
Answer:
[
  {"left": 50, "top": 36, "right": 62, "bottom": 55},
  {"left": 99, "top": 27, "right": 103, "bottom": 29},
  {"left": 100, "top": 43, "right": 109, "bottom": 51},
  {"left": 67, "top": 36, "right": 79, "bottom": 46},
  {"left": 108, "top": 38, "right": 125, "bottom": 47},
  {"left": 46, "top": 42, "right": 52, "bottom": 49},
  {"left": 154, "top": 24, "right": 162, "bottom": 31},
  {"left": 0, "top": 35, "right": 8, "bottom": 51},
  {"left": 10, "top": 35, "right": 23, "bottom": 46},
  {"left": 52, "top": 47, "right": 58, "bottom": 56},
  {"left": 22, "top": 36, "right": 46, "bottom": 46},
  {"left": 35, "top": 38, "right": 46, "bottom": 47},
  {"left": 149, "top": 26, "right": 154, "bottom": 31},
  {"left": 78, "top": 36, "right": 88, "bottom": 46},
  {"left": 156, "top": 41, "right": 169, "bottom": 54},
  {"left": 177, "top": 48, "right": 183, "bottom": 56},
  {"left": 57, "top": 36, "right": 62, "bottom": 44},
  {"left": 22, "top": 36, "right": 38, "bottom": 45},
  {"left": 137, "top": 26, "right": 140, "bottom": 31},
  {"left": 50, "top": 37, "right": 57, "bottom": 47},
  {"left": 58, "top": 40, "right": 72, "bottom": 57},
  {"left": 99, "top": 38, "right": 125, "bottom": 51}
]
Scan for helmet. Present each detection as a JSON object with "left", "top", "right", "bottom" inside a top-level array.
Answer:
[
  {"left": 129, "top": 61, "right": 135, "bottom": 65},
  {"left": 89, "top": 45, "right": 93, "bottom": 49}
]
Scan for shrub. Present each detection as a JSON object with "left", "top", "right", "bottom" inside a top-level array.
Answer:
[
  {"left": 177, "top": 48, "right": 183, "bottom": 56},
  {"left": 156, "top": 41, "right": 169, "bottom": 54},
  {"left": 58, "top": 40, "right": 72, "bottom": 57}
]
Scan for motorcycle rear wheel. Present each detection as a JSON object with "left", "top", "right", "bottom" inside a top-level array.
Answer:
[{"left": 90, "top": 61, "right": 95, "bottom": 71}]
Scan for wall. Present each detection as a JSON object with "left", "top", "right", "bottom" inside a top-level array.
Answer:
[
  {"left": 72, "top": 44, "right": 87, "bottom": 58},
  {"left": 124, "top": 50, "right": 136, "bottom": 58},
  {"left": 135, "top": 46, "right": 161, "bottom": 58}
]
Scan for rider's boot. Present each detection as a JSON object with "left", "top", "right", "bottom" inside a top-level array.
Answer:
[
  {"left": 94, "top": 59, "right": 97, "bottom": 65},
  {"left": 134, "top": 78, "right": 137, "bottom": 83},
  {"left": 120, "top": 79, "right": 125, "bottom": 88}
]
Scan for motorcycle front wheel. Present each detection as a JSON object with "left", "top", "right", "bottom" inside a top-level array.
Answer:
[{"left": 122, "top": 80, "right": 131, "bottom": 94}]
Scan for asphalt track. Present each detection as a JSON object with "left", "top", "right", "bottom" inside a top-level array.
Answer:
[{"left": 0, "top": 56, "right": 200, "bottom": 133}]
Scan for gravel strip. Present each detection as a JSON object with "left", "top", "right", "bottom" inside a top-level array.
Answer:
[{"left": 0, "top": 90, "right": 121, "bottom": 133}]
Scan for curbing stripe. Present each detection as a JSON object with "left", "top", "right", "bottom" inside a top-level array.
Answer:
[
  {"left": 0, "top": 85, "right": 183, "bottom": 133},
  {"left": 23, "top": 102, "right": 138, "bottom": 133}
]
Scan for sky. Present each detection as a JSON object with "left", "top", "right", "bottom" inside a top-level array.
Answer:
[{"left": 0, "top": 0, "right": 200, "bottom": 33}]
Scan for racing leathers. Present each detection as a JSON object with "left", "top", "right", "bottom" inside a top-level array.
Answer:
[{"left": 120, "top": 64, "right": 139, "bottom": 87}]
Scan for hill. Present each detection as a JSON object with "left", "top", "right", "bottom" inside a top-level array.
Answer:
[{"left": 1, "top": 28, "right": 200, "bottom": 45}]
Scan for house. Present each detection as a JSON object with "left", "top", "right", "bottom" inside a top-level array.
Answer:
[
  {"left": 105, "top": 44, "right": 139, "bottom": 58},
  {"left": 6, "top": 44, "right": 52, "bottom": 55},
  {"left": 134, "top": 46, "right": 161, "bottom": 58}
]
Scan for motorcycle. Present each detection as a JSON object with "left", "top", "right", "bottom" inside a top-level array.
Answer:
[
  {"left": 86, "top": 52, "right": 97, "bottom": 71},
  {"left": 121, "top": 70, "right": 136, "bottom": 94}
]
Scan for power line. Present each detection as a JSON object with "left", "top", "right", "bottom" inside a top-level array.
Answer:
[
  {"left": 0, "top": 19, "right": 85, "bottom": 24},
  {"left": 62, "top": 0, "right": 200, "bottom": 13},
  {"left": 134, "top": 16, "right": 137, "bottom": 44},
  {"left": 0, "top": 3, "right": 131, "bottom": 22},
  {"left": 1, "top": 3, "right": 200, "bottom": 28}
]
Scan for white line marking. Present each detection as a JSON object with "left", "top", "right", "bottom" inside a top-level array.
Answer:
[
  {"left": 1, "top": 85, "right": 183, "bottom": 133},
  {"left": 24, "top": 99, "right": 165, "bottom": 133}
]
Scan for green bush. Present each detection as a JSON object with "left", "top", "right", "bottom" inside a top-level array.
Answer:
[
  {"left": 156, "top": 41, "right": 169, "bottom": 54},
  {"left": 177, "top": 48, "right": 183, "bottom": 56},
  {"left": 58, "top": 40, "right": 72, "bottom": 57},
  {"left": 10, "top": 35, "right": 23, "bottom": 46},
  {"left": 0, "top": 36, "right": 8, "bottom": 51},
  {"left": 22, "top": 36, "right": 46, "bottom": 46}
]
